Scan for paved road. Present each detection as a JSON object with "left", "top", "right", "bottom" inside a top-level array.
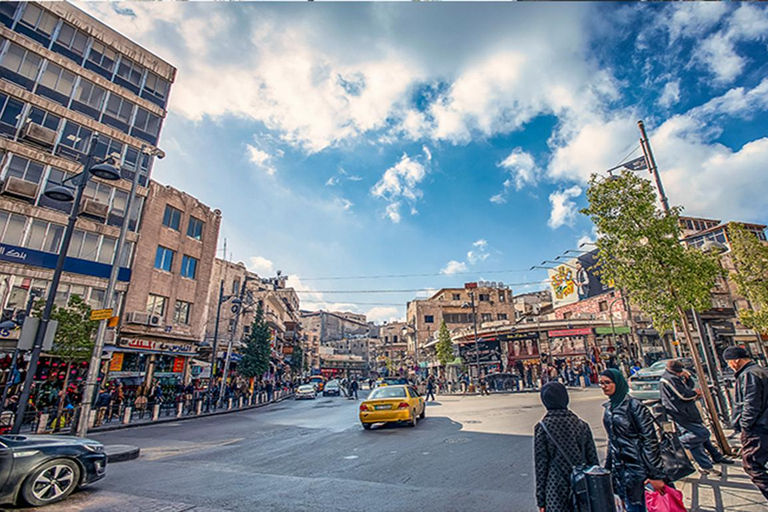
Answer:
[{"left": 9, "top": 388, "right": 767, "bottom": 511}]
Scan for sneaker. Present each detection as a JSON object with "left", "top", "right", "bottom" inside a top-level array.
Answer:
[{"left": 699, "top": 468, "right": 722, "bottom": 477}]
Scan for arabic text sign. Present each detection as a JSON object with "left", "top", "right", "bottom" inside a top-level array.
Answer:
[
  {"left": 117, "top": 337, "right": 195, "bottom": 355},
  {"left": 0, "top": 243, "right": 131, "bottom": 282},
  {"left": 90, "top": 308, "right": 114, "bottom": 321}
]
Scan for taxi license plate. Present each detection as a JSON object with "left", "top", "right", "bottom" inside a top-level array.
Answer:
[{"left": 374, "top": 405, "right": 391, "bottom": 410}]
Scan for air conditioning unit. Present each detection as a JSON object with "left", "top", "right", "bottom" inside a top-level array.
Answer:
[
  {"left": 149, "top": 315, "right": 162, "bottom": 326},
  {"left": 79, "top": 198, "right": 108, "bottom": 219},
  {"left": 1, "top": 176, "right": 39, "bottom": 200},
  {"left": 125, "top": 311, "right": 150, "bottom": 325},
  {"left": 22, "top": 122, "right": 56, "bottom": 147}
]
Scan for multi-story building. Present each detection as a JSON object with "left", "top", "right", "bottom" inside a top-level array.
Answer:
[
  {"left": 112, "top": 181, "right": 220, "bottom": 390},
  {"left": 0, "top": 3, "right": 173, "bottom": 388},
  {"left": 405, "top": 282, "right": 516, "bottom": 352},
  {"left": 204, "top": 260, "right": 302, "bottom": 383},
  {"left": 299, "top": 310, "right": 369, "bottom": 376}
]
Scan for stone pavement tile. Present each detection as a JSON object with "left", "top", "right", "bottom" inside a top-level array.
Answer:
[
  {"left": 11, "top": 490, "right": 230, "bottom": 512},
  {"left": 678, "top": 465, "right": 767, "bottom": 512}
]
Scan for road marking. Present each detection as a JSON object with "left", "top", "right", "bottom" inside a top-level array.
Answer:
[{"left": 343, "top": 455, "right": 359, "bottom": 459}]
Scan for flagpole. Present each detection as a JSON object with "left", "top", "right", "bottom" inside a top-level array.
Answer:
[{"left": 638, "top": 120, "right": 670, "bottom": 212}]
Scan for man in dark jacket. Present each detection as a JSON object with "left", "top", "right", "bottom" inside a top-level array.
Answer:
[
  {"left": 660, "top": 359, "right": 732, "bottom": 475},
  {"left": 724, "top": 346, "right": 768, "bottom": 501}
]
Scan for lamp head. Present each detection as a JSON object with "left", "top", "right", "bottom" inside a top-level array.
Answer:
[
  {"left": 89, "top": 162, "right": 121, "bottom": 181},
  {"left": 43, "top": 185, "right": 75, "bottom": 202}
]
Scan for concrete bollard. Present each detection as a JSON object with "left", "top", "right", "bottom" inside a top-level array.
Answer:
[
  {"left": 177, "top": 402, "right": 183, "bottom": 417},
  {"left": 227, "top": 398, "right": 233, "bottom": 410},
  {"left": 152, "top": 404, "right": 160, "bottom": 421},
  {"left": 123, "top": 406, "right": 132, "bottom": 424},
  {"left": 196, "top": 400, "right": 202, "bottom": 415},
  {"left": 37, "top": 413, "right": 49, "bottom": 434}
]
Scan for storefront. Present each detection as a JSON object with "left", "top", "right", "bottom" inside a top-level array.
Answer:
[
  {"left": 106, "top": 337, "right": 196, "bottom": 394},
  {"left": 458, "top": 339, "right": 503, "bottom": 377}
]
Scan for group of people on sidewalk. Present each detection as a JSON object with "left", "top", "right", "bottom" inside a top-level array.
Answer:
[{"left": 534, "top": 347, "right": 768, "bottom": 512}]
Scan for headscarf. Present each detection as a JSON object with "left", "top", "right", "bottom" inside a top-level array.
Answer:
[
  {"left": 540, "top": 382, "right": 569, "bottom": 411},
  {"left": 601, "top": 368, "right": 629, "bottom": 409}
]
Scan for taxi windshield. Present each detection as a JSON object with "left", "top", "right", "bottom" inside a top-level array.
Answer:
[{"left": 369, "top": 387, "right": 407, "bottom": 399}]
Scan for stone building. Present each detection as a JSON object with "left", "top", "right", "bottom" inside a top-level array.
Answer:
[
  {"left": 299, "top": 310, "right": 370, "bottom": 375},
  {"left": 0, "top": 2, "right": 174, "bottom": 388},
  {"left": 114, "top": 181, "right": 220, "bottom": 389}
]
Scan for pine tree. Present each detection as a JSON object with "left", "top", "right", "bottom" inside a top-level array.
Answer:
[
  {"left": 436, "top": 321, "right": 454, "bottom": 366},
  {"left": 239, "top": 303, "right": 272, "bottom": 379}
]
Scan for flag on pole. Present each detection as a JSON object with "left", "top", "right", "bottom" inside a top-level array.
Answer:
[{"left": 622, "top": 156, "right": 648, "bottom": 171}]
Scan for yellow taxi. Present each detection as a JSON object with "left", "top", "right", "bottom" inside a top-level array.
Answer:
[{"left": 359, "top": 385, "right": 425, "bottom": 430}]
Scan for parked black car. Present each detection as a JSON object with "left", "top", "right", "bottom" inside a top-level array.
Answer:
[{"left": 0, "top": 434, "right": 107, "bottom": 507}]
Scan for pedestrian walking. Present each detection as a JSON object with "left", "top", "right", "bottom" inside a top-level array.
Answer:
[
  {"left": 724, "top": 346, "right": 768, "bottom": 501},
  {"left": 479, "top": 377, "right": 489, "bottom": 396},
  {"left": 659, "top": 359, "right": 732, "bottom": 476},
  {"left": 534, "top": 382, "right": 599, "bottom": 512},
  {"left": 350, "top": 379, "right": 359, "bottom": 400},
  {"left": 426, "top": 378, "right": 436, "bottom": 402},
  {"left": 599, "top": 369, "right": 667, "bottom": 512}
]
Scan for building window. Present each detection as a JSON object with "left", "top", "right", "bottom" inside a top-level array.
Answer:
[
  {"left": 0, "top": 43, "right": 42, "bottom": 90},
  {"left": 443, "top": 313, "right": 474, "bottom": 324},
  {"left": 598, "top": 301, "right": 608, "bottom": 312},
  {"left": 180, "top": 255, "right": 198, "bottom": 279},
  {"left": 143, "top": 71, "right": 169, "bottom": 106},
  {"left": 424, "top": 315, "right": 434, "bottom": 324},
  {"left": 92, "top": 134, "right": 124, "bottom": 162},
  {"left": 499, "top": 292, "right": 506, "bottom": 302},
  {"left": 131, "top": 107, "right": 161, "bottom": 143},
  {"left": 481, "top": 313, "right": 492, "bottom": 322},
  {"left": 563, "top": 312, "right": 573, "bottom": 320},
  {"left": 452, "top": 293, "right": 461, "bottom": 301},
  {"left": 154, "top": 246, "right": 174, "bottom": 272},
  {"left": 0, "top": 211, "right": 27, "bottom": 246},
  {"left": 18, "top": 4, "right": 57, "bottom": 42},
  {"left": 479, "top": 294, "right": 490, "bottom": 302},
  {"left": 232, "top": 279, "right": 240, "bottom": 295},
  {"left": 72, "top": 79, "right": 106, "bottom": 119},
  {"left": 83, "top": 179, "right": 112, "bottom": 205},
  {"left": 6, "top": 154, "right": 45, "bottom": 184},
  {"left": 0, "top": 94, "right": 24, "bottom": 135},
  {"left": 146, "top": 294, "right": 166, "bottom": 317},
  {"left": 26, "top": 105, "right": 62, "bottom": 132},
  {"left": 116, "top": 56, "right": 144, "bottom": 89},
  {"left": 162, "top": 205, "right": 181, "bottom": 231},
  {"left": 102, "top": 93, "right": 134, "bottom": 129},
  {"left": 23, "top": 219, "right": 63, "bottom": 253},
  {"left": 173, "top": 300, "right": 191, "bottom": 325},
  {"left": 86, "top": 40, "right": 117, "bottom": 78},
  {"left": 38, "top": 62, "right": 76, "bottom": 105},
  {"left": 52, "top": 22, "right": 88, "bottom": 60},
  {"left": 498, "top": 313, "right": 508, "bottom": 320},
  {"left": 97, "top": 236, "right": 116, "bottom": 264},
  {"left": 58, "top": 120, "right": 93, "bottom": 155},
  {"left": 187, "top": 216, "right": 204, "bottom": 241}
]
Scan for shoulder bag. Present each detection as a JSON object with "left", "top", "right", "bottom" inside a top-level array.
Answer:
[{"left": 539, "top": 421, "right": 616, "bottom": 512}]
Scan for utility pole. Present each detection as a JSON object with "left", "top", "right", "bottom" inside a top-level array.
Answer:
[{"left": 638, "top": 120, "right": 732, "bottom": 455}]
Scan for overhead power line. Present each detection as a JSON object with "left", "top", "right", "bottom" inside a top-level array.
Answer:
[
  {"left": 295, "top": 268, "right": 532, "bottom": 281},
  {"left": 294, "top": 280, "right": 551, "bottom": 294}
]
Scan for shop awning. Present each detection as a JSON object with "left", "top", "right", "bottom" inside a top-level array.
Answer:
[{"left": 595, "top": 326, "right": 631, "bottom": 335}]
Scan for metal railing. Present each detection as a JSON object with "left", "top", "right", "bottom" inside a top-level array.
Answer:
[{"left": 1, "top": 388, "right": 294, "bottom": 436}]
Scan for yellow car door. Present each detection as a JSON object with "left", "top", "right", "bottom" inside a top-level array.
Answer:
[{"left": 408, "top": 386, "right": 424, "bottom": 415}]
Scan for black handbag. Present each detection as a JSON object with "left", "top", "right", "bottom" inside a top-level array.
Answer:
[
  {"left": 539, "top": 422, "right": 617, "bottom": 512},
  {"left": 658, "top": 428, "right": 696, "bottom": 482}
]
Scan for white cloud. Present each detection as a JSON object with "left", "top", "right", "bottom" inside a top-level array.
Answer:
[
  {"left": 246, "top": 145, "right": 277, "bottom": 176},
  {"left": 325, "top": 176, "right": 339, "bottom": 186},
  {"left": 658, "top": 81, "right": 680, "bottom": 109},
  {"left": 422, "top": 145, "right": 432, "bottom": 161},
  {"left": 371, "top": 153, "right": 428, "bottom": 223},
  {"left": 467, "top": 239, "right": 490, "bottom": 264},
  {"left": 493, "top": 148, "right": 539, "bottom": 202},
  {"left": 248, "top": 256, "right": 275, "bottom": 275},
  {"left": 335, "top": 198, "right": 353, "bottom": 211},
  {"left": 440, "top": 260, "right": 468, "bottom": 275},
  {"left": 548, "top": 186, "right": 582, "bottom": 229},
  {"left": 490, "top": 193, "right": 506, "bottom": 204},
  {"left": 365, "top": 306, "right": 400, "bottom": 323}
]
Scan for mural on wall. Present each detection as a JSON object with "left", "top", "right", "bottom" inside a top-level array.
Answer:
[{"left": 548, "top": 249, "right": 613, "bottom": 308}]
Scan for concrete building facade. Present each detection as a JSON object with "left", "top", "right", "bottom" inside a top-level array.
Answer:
[
  {"left": 0, "top": 2, "right": 174, "bottom": 389},
  {"left": 113, "top": 181, "right": 220, "bottom": 390}
]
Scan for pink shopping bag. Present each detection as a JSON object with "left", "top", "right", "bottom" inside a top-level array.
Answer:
[{"left": 646, "top": 485, "right": 687, "bottom": 512}]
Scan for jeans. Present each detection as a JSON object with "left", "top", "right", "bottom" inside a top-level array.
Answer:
[
  {"left": 677, "top": 420, "right": 721, "bottom": 470},
  {"left": 623, "top": 500, "right": 646, "bottom": 512},
  {"left": 426, "top": 390, "right": 435, "bottom": 401}
]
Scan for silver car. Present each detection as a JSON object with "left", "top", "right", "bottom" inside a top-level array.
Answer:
[
  {"left": 295, "top": 384, "right": 317, "bottom": 400},
  {"left": 629, "top": 359, "right": 696, "bottom": 400}
]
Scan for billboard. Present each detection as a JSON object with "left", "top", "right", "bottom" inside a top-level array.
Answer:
[
  {"left": 459, "top": 339, "right": 502, "bottom": 364},
  {"left": 548, "top": 249, "right": 612, "bottom": 308}
]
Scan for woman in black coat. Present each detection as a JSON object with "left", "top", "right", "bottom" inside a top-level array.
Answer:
[
  {"left": 534, "top": 382, "right": 599, "bottom": 512},
  {"left": 599, "top": 369, "right": 667, "bottom": 512}
]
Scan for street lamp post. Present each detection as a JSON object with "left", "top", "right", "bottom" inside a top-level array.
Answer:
[
  {"left": 463, "top": 283, "right": 482, "bottom": 384},
  {"left": 218, "top": 276, "right": 256, "bottom": 405},
  {"left": 77, "top": 144, "right": 163, "bottom": 437},
  {"left": 12, "top": 134, "right": 121, "bottom": 434}
]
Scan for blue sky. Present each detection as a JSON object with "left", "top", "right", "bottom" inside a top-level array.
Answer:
[{"left": 79, "top": 2, "right": 768, "bottom": 322}]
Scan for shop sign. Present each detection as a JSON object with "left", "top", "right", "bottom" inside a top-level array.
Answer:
[
  {"left": 0, "top": 242, "right": 131, "bottom": 281},
  {"left": 108, "top": 371, "right": 143, "bottom": 378},
  {"left": 459, "top": 340, "right": 502, "bottom": 364},
  {"left": 172, "top": 356, "right": 185, "bottom": 373},
  {"left": 90, "top": 308, "right": 113, "bottom": 321},
  {"left": 548, "top": 328, "right": 593, "bottom": 338},
  {"left": 594, "top": 326, "right": 631, "bottom": 335},
  {"left": 109, "top": 352, "right": 124, "bottom": 372},
  {"left": 497, "top": 331, "right": 540, "bottom": 342},
  {"left": 117, "top": 338, "right": 195, "bottom": 355}
]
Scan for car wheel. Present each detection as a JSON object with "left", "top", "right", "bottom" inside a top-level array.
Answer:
[
  {"left": 21, "top": 458, "right": 81, "bottom": 507},
  {"left": 362, "top": 423, "right": 372, "bottom": 430},
  {"left": 409, "top": 411, "right": 418, "bottom": 427},
  {"left": 419, "top": 407, "right": 425, "bottom": 420}
]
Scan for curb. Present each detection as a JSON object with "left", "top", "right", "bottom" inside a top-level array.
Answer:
[
  {"left": 105, "top": 444, "right": 140, "bottom": 463},
  {"left": 87, "top": 394, "right": 294, "bottom": 435}
]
